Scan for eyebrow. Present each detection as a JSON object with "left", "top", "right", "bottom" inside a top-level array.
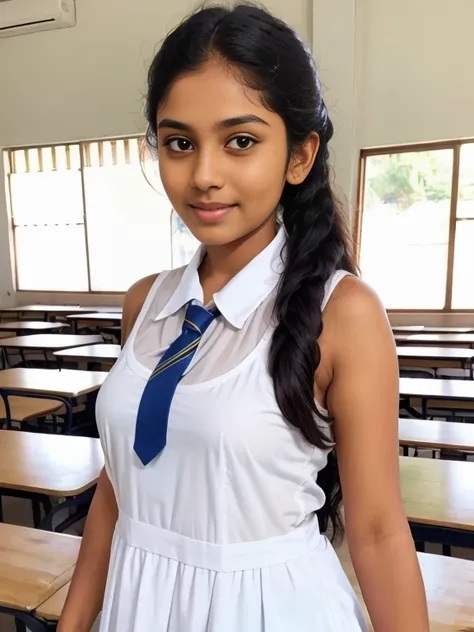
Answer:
[{"left": 157, "top": 115, "right": 270, "bottom": 133}]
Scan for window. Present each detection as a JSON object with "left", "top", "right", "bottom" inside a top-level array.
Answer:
[
  {"left": 3, "top": 138, "right": 199, "bottom": 292},
  {"left": 357, "top": 139, "right": 474, "bottom": 310}
]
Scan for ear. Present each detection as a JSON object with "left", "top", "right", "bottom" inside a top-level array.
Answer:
[{"left": 286, "top": 132, "right": 320, "bottom": 185}]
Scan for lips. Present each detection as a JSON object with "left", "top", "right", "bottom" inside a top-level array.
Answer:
[
  {"left": 188, "top": 203, "right": 237, "bottom": 223},
  {"left": 189, "top": 202, "right": 235, "bottom": 211}
]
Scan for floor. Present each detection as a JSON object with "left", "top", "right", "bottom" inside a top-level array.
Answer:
[{"left": 1, "top": 450, "right": 473, "bottom": 631}]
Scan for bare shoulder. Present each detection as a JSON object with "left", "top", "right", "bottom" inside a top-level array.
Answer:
[
  {"left": 327, "top": 274, "right": 386, "bottom": 321},
  {"left": 323, "top": 275, "right": 394, "bottom": 359},
  {"left": 121, "top": 273, "right": 160, "bottom": 345}
]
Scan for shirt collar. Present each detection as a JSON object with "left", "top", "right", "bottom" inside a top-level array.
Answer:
[{"left": 154, "top": 226, "right": 286, "bottom": 329}]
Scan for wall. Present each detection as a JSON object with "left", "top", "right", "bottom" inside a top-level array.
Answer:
[
  {"left": 0, "top": 0, "right": 312, "bottom": 306},
  {"left": 1, "top": 0, "right": 473, "bottom": 310},
  {"left": 359, "top": 0, "right": 474, "bottom": 147}
]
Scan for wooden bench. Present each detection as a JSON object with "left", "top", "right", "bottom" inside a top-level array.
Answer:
[
  {"left": 0, "top": 523, "right": 80, "bottom": 631},
  {"left": 336, "top": 539, "right": 474, "bottom": 631}
]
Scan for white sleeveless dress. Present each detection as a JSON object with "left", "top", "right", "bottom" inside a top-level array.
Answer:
[{"left": 96, "top": 228, "right": 367, "bottom": 632}]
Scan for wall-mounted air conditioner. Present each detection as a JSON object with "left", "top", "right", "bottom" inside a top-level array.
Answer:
[{"left": 0, "top": 0, "right": 76, "bottom": 39}]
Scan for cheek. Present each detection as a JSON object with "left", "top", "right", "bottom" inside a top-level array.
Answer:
[{"left": 236, "top": 153, "right": 287, "bottom": 202}]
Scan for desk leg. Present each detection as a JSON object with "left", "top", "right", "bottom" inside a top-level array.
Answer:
[
  {"left": 0, "top": 393, "right": 12, "bottom": 430},
  {"left": 39, "top": 486, "right": 95, "bottom": 532},
  {"left": 421, "top": 398, "right": 427, "bottom": 418},
  {"left": 0, "top": 390, "right": 74, "bottom": 434},
  {"left": 0, "top": 607, "right": 54, "bottom": 632}
]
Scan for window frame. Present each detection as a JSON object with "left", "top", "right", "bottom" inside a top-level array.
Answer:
[
  {"left": 355, "top": 137, "right": 474, "bottom": 313},
  {"left": 3, "top": 134, "right": 176, "bottom": 295}
]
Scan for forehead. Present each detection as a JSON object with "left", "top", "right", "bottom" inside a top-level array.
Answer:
[{"left": 157, "top": 60, "right": 279, "bottom": 127}]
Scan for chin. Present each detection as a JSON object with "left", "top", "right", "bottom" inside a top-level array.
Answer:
[{"left": 189, "top": 223, "right": 242, "bottom": 247}]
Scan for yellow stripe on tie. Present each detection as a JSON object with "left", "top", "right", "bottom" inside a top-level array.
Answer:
[
  {"left": 150, "top": 338, "right": 199, "bottom": 377},
  {"left": 184, "top": 319, "right": 202, "bottom": 334},
  {"left": 150, "top": 338, "right": 200, "bottom": 380}
]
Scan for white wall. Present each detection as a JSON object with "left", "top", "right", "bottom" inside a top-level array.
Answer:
[
  {"left": 0, "top": 0, "right": 312, "bottom": 306},
  {"left": 359, "top": 0, "right": 474, "bottom": 148},
  {"left": 1, "top": 0, "right": 473, "bottom": 307}
]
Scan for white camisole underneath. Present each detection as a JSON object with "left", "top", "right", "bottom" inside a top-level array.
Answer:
[{"left": 96, "top": 228, "right": 367, "bottom": 631}]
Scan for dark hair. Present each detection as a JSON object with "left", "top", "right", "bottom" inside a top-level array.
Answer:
[{"left": 145, "top": 2, "right": 357, "bottom": 542}]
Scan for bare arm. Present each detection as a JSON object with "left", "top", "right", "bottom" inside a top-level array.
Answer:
[
  {"left": 58, "top": 273, "right": 158, "bottom": 632},
  {"left": 325, "top": 277, "right": 429, "bottom": 631}
]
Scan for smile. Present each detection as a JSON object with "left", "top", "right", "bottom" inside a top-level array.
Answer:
[{"left": 188, "top": 204, "right": 238, "bottom": 223}]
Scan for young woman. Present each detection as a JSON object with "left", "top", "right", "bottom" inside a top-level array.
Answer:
[{"left": 59, "top": 4, "right": 429, "bottom": 631}]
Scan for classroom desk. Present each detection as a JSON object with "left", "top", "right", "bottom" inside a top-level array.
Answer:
[
  {"left": 0, "top": 368, "right": 107, "bottom": 434},
  {"left": 0, "top": 396, "right": 63, "bottom": 428},
  {"left": 84, "top": 305, "right": 122, "bottom": 314},
  {"left": 54, "top": 343, "right": 121, "bottom": 369},
  {"left": 0, "top": 522, "right": 80, "bottom": 631},
  {"left": 0, "top": 430, "right": 103, "bottom": 530},
  {"left": 66, "top": 312, "right": 122, "bottom": 334},
  {"left": 0, "top": 321, "right": 69, "bottom": 334},
  {"left": 0, "top": 305, "right": 94, "bottom": 322},
  {"left": 399, "top": 376, "right": 474, "bottom": 417},
  {"left": 400, "top": 455, "right": 474, "bottom": 549},
  {"left": 391, "top": 325, "right": 425, "bottom": 333},
  {"left": 399, "top": 418, "right": 474, "bottom": 453},
  {"left": 336, "top": 540, "right": 474, "bottom": 632},
  {"left": 35, "top": 582, "right": 71, "bottom": 625},
  {"left": 397, "top": 346, "right": 474, "bottom": 377},
  {"left": 399, "top": 333, "right": 474, "bottom": 348},
  {"left": 0, "top": 333, "right": 103, "bottom": 367}
]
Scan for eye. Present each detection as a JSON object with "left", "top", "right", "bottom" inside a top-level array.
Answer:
[
  {"left": 227, "top": 135, "right": 257, "bottom": 151},
  {"left": 165, "top": 137, "right": 194, "bottom": 153}
]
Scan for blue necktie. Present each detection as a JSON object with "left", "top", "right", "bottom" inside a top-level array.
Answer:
[{"left": 134, "top": 302, "right": 218, "bottom": 466}]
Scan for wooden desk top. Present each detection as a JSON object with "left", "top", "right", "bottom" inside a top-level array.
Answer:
[
  {"left": 392, "top": 325, "right": 425, "bottom": 333},
  {"left": 0, "top": 430, "right": 103, "bottom": 496},
  {"left": 400, "top": 456, "right": 474, "bottom": 531},
  {"left": 0, "top": 396, "right": 63, "bottom": 422},
  {"left": 397, "top": 346, "right": 474, "bottom": 361},
  {"left": 54, "top": 344, "right": 121, "bottom": 363},
  {"left": 0, "top": 333, "right": 103, "bottom": 350},
  {"left": 336, "top": 540, "right": 474, "bottom": 632},
  {"left": 399, "top": 377, "right": 474, "bottom": 401},
  {"left": 0, "top": 522, "right": 80, "bottom": 612},
  {"left": 404, "top": 333, "right": 474, "bottom": 346},
  {"left": 1, "top": 305, "right": 88, "bottom": 314},
  {"left": 83, "top": 305, "right": 123, "bottom": 314},
  {"left": 67, "top": 312, "right": 122, "bottom": 322},
  {"left": 422, "top": 326, "right": 474, "bottom": 334},
  {"left": 399, "top": 418, "right": 474, "bottom": 451},
  {"left": 36, "top": 581, "right": 71, "bottom": 621},
  {"left": 0, "top": 321, "right": 68, "bottom": 333},
  {"left": 0, "top": 368, "right": 107, "bottom": 397}
]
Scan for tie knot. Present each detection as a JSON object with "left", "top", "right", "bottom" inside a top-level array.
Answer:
[{"left": 183, "top": 303, "right": 218, "bottom": 336}]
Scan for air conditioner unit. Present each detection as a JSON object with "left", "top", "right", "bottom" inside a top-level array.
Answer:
[{"left": 0, "top": 0, "right": 76, "bottom": 39}]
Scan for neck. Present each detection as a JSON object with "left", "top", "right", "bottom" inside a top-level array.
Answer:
[{"left": 199, "top": 215, "right": 278, "bottom": 302}]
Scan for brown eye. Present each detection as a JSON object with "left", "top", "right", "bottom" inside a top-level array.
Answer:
[
  {"left": 227, "top": 135, "right": 257, "bottom": 151},
  {"left": 166, "top": 138, "right": 194, "bottom": 152}
]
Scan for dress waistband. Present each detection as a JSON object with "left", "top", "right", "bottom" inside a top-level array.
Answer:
[{"left": 116, "top": 512, "right": 324, "bottom": 573}]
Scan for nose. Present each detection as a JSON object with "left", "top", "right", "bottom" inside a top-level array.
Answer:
[{"left": 190, "top": 147, "right": 225, "bottom": 192}]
